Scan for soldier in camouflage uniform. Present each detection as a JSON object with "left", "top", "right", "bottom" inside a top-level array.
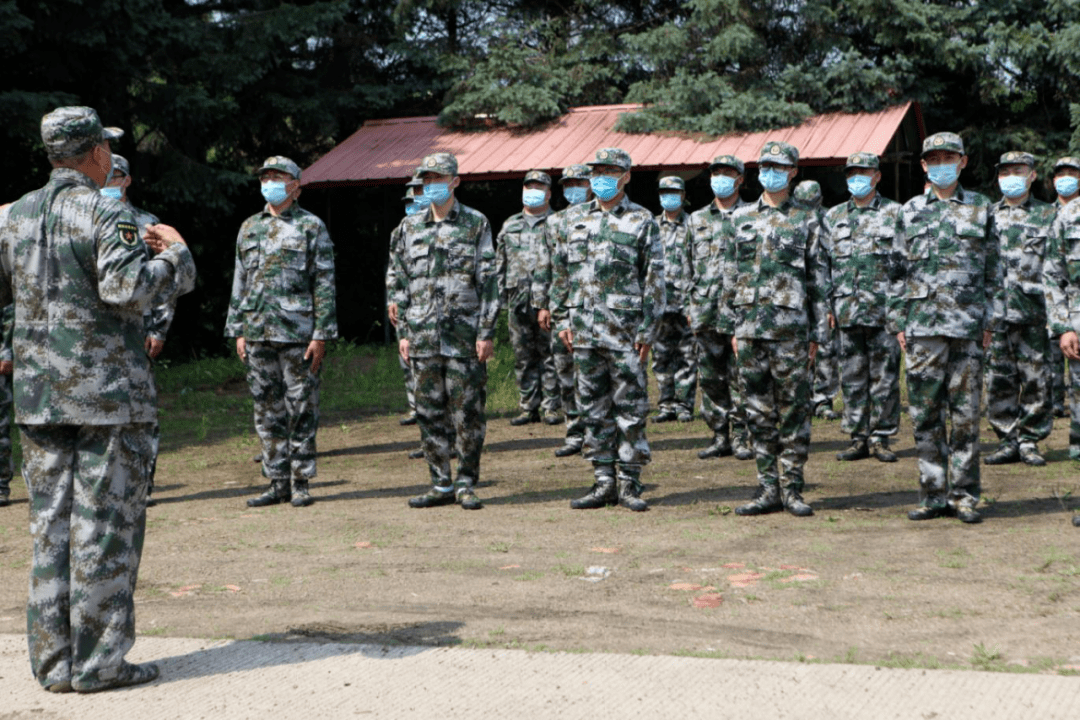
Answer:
[
  {"left": 498, "top": 171, "right": 561, "bottom": 426},
  {"left": 826, "top": 152, "right": 904, "bottom": 463},
  {"left": 982, "top": 152, "right": 1055, "bottom": 467},
  {"left": 0, "top": 106, "right": 196, "bottom": 692},
  {"left": 0, "top": 253, "right": 12, "bottom": 507},
  {"left": 1049, "top": 157, "right": 1080, "bottom": 422},
  {"left": 685, "top": 155, "right": 752, "bottom": 460},
  {"left": 534, "top": 164, "right": 592, "bottom": 457},
  {"left": 889, "top": 132, "right": 1003, "bottom": 524},
  {"left": 651, "top": 176, "right": 697, "bottom": 423},
  {"left": 551, "top": 148, "right": 664, "bottom": 511},
  {"left": 226, "top": 156, "right": 338, "bottom": 509},
  {"left": 397, "top": 175, "right": 425, "bottom": 429},
  {"left": 718, "top": 142, "right": 830, "bottom": 517},
  {"left": 388, "top": 152, "right": 500, "bottom": 510},
  {"left": 796, "top": 180, "right": 841, "bottom": 421}
]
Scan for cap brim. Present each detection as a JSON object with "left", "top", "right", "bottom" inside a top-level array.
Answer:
[{"left": 102, "top": 127, "right": 124, "bottom": 140}]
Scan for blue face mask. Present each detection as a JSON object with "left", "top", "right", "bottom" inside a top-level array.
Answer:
[
  {"left": 926, "top": 163, "right": 960, "bottom": 188},
  {"left": 1056, "top": 176, "right": 1079, "bottom": 198},
  {"left": 659, "top": 193, "right": 682, "bottom": 211},
  {"left": 425, "top": 181, "right": 452, "bottom": 205},
  {"left": 998, "top": 175, "right": 1028, "bottom": 199},
  {"left": 563, "top": 186, "right": 588, "bottom": 205},
  {"left": 590, "top": 174, "right": 621, "bottom": 202},
  {"left": 405, "top": 203, "right": 422, "bottom": 216},
  {"left": 522, "top": 188, "right": 547, "bottom": 208},
  {"left": 846, "top": 175, "right": 874, "bottom": 199},
  {"left": 261, "top": 181, "right": 289, "bottom": 206},
  {"left": 100, "top": 186, "right": 123, "bottom": 201},
  {"left": 710, "top": 175, "right": 737, "bottom": 198},
  {"left": 759, "top": 168, "right": 790, "bottom": 193}
]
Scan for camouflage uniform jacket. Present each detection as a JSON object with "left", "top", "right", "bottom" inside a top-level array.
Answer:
[
  {"left": 497, "top": 209, "right": 549, "bottom": 312},
  {"left": 0, "top": 304, "right": 11, "bottom": 363},
  {"left": 990, "top": 195, "right": 1055, "bottom": 325},
  {"left": 531, "top": 205, "right": 575, "bottom": 311},
  {"left": 823, "top": 194, "right": 904, "bottom": 329},
  {"left": 655, "top": 209, "right": 690, "bottom": 313},
  {"left": 0, "top": 167, "right": 196, "bottom": 424},
  {"left": 1044, "top": 200, "right": 1080, "bottom": 336},
  {"left": 387, "top": 200, "right": 500, "bottom": 358},
  {"left": 550, "top": 194, "right": 665, "bottom": 350},
  {"left": 887, "top": 187, "right": 1004, "bottom": 339},
  {"left": 717, "top": 196, "right": 830, "bottom": 344},
  {"left": 225, "top": 202, "right": 338, "bottom": 342},
  {"left": 125, "top": 201, "right": 176, "bottom": 342},
  {"left": 685, "top": 199, "right": 749, "bottom": 333}
]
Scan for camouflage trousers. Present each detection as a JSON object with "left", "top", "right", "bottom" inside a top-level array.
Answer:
[
  {"left": 575, "top": 347, "right": 651, "bottom": 485},
  {"left": 245, "top": 342, "right": 320, "bottom": 482},
  {"left": 552, "top": 334, "right": 585, "bottom": 447},
  {"left": 905, "top": 337, "right": 983, "bottom": 508},
  {"left": 22, "top": 422, "right": 154, "bottom": 691},
  {"left": 986, "top": 322, "right": 1051, "bottom": 446},
  {"left": 508, "top": 306, "right": 560, "bottom": 414},
  {"left": 0, "top": 372, "right": 12, "bottom": 496},
  {"left": 695, "top": 328, "right": 746, "bottom": 440},
  {"left": 1048, "top": 336, "right": 1067, "bottom": 411},
  {"left": 412, "top": 355, "right": 487, "bottom": 490},
  {"left": 811, "top": 327, "right": 840, "bottom": 410},
  {"left": 399, "top": 353, "right": 416, "bottom": 413},
  {"left": 735, "top": 338, "right": 811, "bottom": 490},
  {"left": 836, "top": 325, "right": 901, "bottom": 441},
  {"left": 651, "top": 312, "right": 697, "bottom": 414}
]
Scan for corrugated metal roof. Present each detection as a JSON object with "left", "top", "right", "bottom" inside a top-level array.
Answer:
[{"left": 303, "top": 102, "right": 920, "bottom": 188}]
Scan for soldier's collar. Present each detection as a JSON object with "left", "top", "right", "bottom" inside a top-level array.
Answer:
[
  {"left": 755, "top": 195, "right": 795, "bottom": 212},
  {"left": 925, "top": 185, "right": 966, "bottom": 205},
  {"left": 262, "top": 201, "right": 301, "bottom": 218},
  {"left": 848, "top": 193, "right": 883, "bottom": 211},
  {"left": 994, "top": 194, "right": 1033, "bottom": 210},
  {"left": 51, "top": 166, "right": 99, "bottom": 190},
  {"left": 425, "top": 199, "right": 461, "bottom": 224},
  {"left": 522, "top": 209, "right": 549, "bottom": 227},
  {"left": 660, "top": 209, "right": 688, "bottom": 225}
]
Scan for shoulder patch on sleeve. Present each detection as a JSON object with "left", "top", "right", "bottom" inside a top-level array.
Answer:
[{"left": 116, "top": 221, "right": 139, "bottom": 247}]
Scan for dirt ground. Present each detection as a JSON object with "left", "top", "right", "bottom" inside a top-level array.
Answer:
[{"left": 1, "top": 404, "right": 1078, "bottom": 672}]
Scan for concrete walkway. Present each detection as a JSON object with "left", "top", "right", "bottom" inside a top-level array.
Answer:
[{"left": 2, "top": 634, "right": 1078, "bottom": 719}]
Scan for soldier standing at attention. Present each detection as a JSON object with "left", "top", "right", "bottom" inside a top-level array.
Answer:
[
  {"left": 826, "top": 152, "right": 904, "bottom": 463},
  {"left": 498, "top": 171, "right": 561, "bottom": 426},
  {"left": 890, "top": 132, "right": 1003, "bottom": 524},
  {"left": 535, "top": 164, "right": 593, "bottom": 457},
  {"left": 226, "top": 156, "right": 338, "bottom": 509},
  {"left": 686, "top": 155, "right": 752, "bottom": 460},
  {"left": 0, "top": 106, "right": 196, "bottom": 692},
  {"left": 388, "top": 152, "right": 500, "bottom": 510},
  {"left": 551, "top": 148, "right": 664, "bottom": 511},
  {"left": 719, "top": 142, "right": 829, "bottom": 517},
  {"left": 983, "top": 152, "right": 1055, "bottom": 467},
  {"left": 395, "top": 174, "right": 426, "bottom": 429},
  {"left": 1048, "top": 158, "right": 1080, "bottom": 423},
  {"left": 651, "top": 176, "right": 697, "bottom": 423}
]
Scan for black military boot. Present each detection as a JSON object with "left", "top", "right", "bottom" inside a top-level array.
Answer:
[
  {"left": 554, "top": 440, "right": 582, "bottom": 457},
  {"left": 291, "top": 480, "right": 315, "bottom": 507},
  {"left": 698, "top": 432, "right": 733, "bottom": 459},
  {"left": 781, "top": 486, "right": 813, "bottom": 517},
  {"left": 984, "top": 442, "right": 1020, "bottom": 465},
  {"left": 408, "top": 484, "right": 456, "bottom": 508},
  {"left": 1019, "top": 443, "right": 1047, "bottom": 467},
  {"left": 868, "top": 437, "right": 897, "bottom": 463},
  {"left": 510, "top": 410, "right": 541, "bottom": 426},
  {"left": 456, "top": 484, "right": 483, "bottom": 510},
  {"left": 616, "top": 473, "right": 648, "bottom": 512},
  {"left": 907, "top": 498, "right": 949, "bottom": 521},
  {"left": 836, "top": 438, "right": 869, "bottom": 461},
  {"left": 651, "top": 408, "right": 678, "bottom": 423},
  {"left": 408, "top": 448, "right": 425, "bottom": 459},
  {"left": 570, "top": 473, "right": 617, "bottom": 509},
  {"left": 734, "top": 484, "right": 782, "bottom": 516},
  {"left": 247, "top": 479, "right": 290, "bottom": 507}
]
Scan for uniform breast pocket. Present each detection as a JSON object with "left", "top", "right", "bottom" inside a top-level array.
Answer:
[
  {"left": 568, "top": 239, "right": 588, "bottom": 265},
  {"left": 240, "top": 236, "right": 260, "bottom": 271},
  {"left": 1019, "top": 233, "right": 1047, "bottom": 282},
  {"left": 408, "top": 242, "right": 431, "bottom": 277},
  {"left": 608, "top": 232, "right": 638, "bottom": 266},
  {"left": 907, "top": 231, "right": 932, "bottom": 262},
  {"left": 735, "top": 236, "right": 758, "bottom": 267},
  {"left": 449, "top": 243, "right": 476, "bottom": 274}
]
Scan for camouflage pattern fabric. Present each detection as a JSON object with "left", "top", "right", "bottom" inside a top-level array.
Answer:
[
  {"left": 497, "top": 209, "right": 559, "bottom": 413},
  {"left": 1043, "top": 199, "right": 1080, "bottom": 449},
  {"left": 575, "top": 347, "right": 651, "bottom": 486},
  {"left": 836, "top": 326, "right": 901, "bottom": 440},
  {"left": 0, "top": 304, "right": 12, "bottom": 498},
  {"left": 985, "top": 196, "right": 1055, "bottom": 446},
  {"left": 550, "top": 194, "right": 665, "bottom": 351},
  {"left": 399, "top": 353, "right": 416, "bottom": 413},
  {"left": 22, "top": 423, "right": 154, "bottom": 691},
  {"left": 412, "top": 356, "right": 486, "bottom": 490},
  {"left": 387, "top": 200, "right": 500, "bottom": 358},
  {"left": 225, "top": 202, "right": 338, "bottom": 343},
  {"left": 736, "top": 338, "right": 812, "bottom": 490},
  {"left": 652, "top": 209, "right": 697, "bottom": 414},
  {"left": 810, "top": 330, "right": 839, "bottom": 410},
  {"left": 1047, "top": 337, "right": 1068, "bottom": 412},
  {"left": 695, "top": 328, "right": 746, "bottom": 441},
  {"left": 656, "top": 209, "right": 690, "bottom": 313},
  {"left": 905, "top": 338, "right": 983, "bottom": 508},
  {"left": 127, "top": 202, "right": 176, "bottom": 342},
  {"left": 245, "top": 341, "right": 320, "bottom": 482}
]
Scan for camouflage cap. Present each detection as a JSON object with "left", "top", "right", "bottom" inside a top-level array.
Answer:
[
  {"left": 406, "top": 172, "right": 424, "bottom": 188},
  {"left": 523, "top": 170, "right": 552, "bottom": 186},
  {"left": 559, "top": 164, "right": 591, "bottom": 182},
  {"left": 995, "top": 151, "right": 1035, "bottom": 169},
  {"left": 402, "top": 185, "right": 420, "bottom": 203},
  {"left": 793, "top": 180, "right": 822, "bottom": 203},
  {"left": 110, "top": 154, "right": 130, "bottom": 176},
  {"left": 256, "top": 156, "right": 301, "bottom": 180},
  {"left": 845, "top": 152, "right": 880, "bottom": 170},
  {"left": 1054, "top": 156, "right": 1080, "bottom": 173},
  {"left": 708, "top": 155, "right": 745, "bottom": 175},
  {"left": 419, "top": 152, "right": 458, "bottom": 177},
  {"left": 759, "top": 141, "right": 799, "bottom": 166},
  {"left": 587, "top": 147, "right": 632, "bottom": 171},
  {"left": 41, "top": 106, "right": 121, "bottom": 159},
  {"left": 658, "top": 176, "right": 685, "bottom": 192},
  {"left": 922, "top": 132, "right": 964, "bottom": 157}
]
